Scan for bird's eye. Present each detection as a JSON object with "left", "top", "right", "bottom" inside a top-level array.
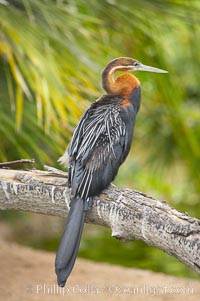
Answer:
[{"left": 133, "top": 61, "right": 140, "bottom": 67}]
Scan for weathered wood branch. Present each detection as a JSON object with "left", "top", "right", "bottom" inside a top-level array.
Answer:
[
  {"left": 0, "top": 168, "right": 200, "bottom": 275},
  {"left": 0, "top": 159, "right": 35, "bottom": 168}
]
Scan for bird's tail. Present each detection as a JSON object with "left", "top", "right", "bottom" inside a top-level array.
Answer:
[{"left": 55, "top": 196, "right": 85, "bottom": 287}]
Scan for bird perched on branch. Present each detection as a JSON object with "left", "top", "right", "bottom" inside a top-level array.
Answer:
[{"left": 55, "top": 57, "right": 167, "bottom": 286}]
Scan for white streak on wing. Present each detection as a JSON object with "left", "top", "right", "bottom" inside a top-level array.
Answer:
[
  {"left": 106, "top": 115, "right": 116, "bottom": 158},
  {"left": 116, "top": 126, "right": 121, "bottom": 140},
  {"left": 68, "top": 110, "right": 89, "bottom": 156},
  {"left": 84, "top": 170, "right": 93, "bottom": 199},
  {"left": 78, "top": 169, "right": 88, "bottom": 195},
  {"left": 99, "top": 150, "right": 103, "bottom": 167},
  {"left": 80, "top": 169, "right": 91, "bottom": 199}
]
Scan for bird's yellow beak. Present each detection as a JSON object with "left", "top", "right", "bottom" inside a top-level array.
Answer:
[{"left": 137, "top": 63, "right": 168, "bottom": 73}]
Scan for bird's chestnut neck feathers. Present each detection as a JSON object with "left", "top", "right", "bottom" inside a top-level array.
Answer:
[{"left": 102, "top": 59, "right": 140, "bottom": 96}]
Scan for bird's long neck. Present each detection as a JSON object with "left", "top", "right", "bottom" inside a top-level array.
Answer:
[{"left": 102, "top": 64, "right": 140, "bottom": 96}]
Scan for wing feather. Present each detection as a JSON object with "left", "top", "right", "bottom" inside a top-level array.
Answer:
[{"left": 67, "top": 95, "right": 128, "bottom": 199}]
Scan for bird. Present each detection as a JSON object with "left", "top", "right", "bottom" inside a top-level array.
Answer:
[{"left": 55, "top": 57, "right": 167, "bottom": 287}]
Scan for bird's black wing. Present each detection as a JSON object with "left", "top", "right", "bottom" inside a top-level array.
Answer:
[{"left": 67, "top": 95, "right": 131, "bottom": 199}]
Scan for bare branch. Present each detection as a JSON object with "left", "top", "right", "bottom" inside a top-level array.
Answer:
[
  {"left": 0, "top": 168, "right": 200, "bottom": 274},
  {"left": 0, "top": 159, "right": 35, "bottom": 168}
]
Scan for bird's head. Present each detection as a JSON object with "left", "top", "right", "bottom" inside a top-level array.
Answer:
[
  {"left": 102, "top": 57, "right": 167, "bottom": 94},
  {"left": 104, "top": 57, "right": 168, "bottom": 74}
]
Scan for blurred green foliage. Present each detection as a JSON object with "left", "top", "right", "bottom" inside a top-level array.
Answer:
[{"left": 0, "top": 0, "right": 200, "bottom": 278}]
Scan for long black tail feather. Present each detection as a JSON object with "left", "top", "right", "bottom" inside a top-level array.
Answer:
[{"left": 55, "top": 197, "right": 85, "bottom": 287}]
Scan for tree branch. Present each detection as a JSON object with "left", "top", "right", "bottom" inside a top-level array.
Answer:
[
  {"left": 0, "top": 159, "right": 35, "bottom": 168},
  {"left": 0, "top": 168, "right": 200, "bottom": 274}
]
